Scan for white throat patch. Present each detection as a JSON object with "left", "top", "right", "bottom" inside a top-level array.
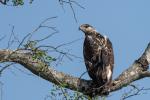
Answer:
[
  {"left": 87, "top": 35, "right": 94, "bottom": 43},
  {"left": 87, "top": 35, "right": 92, "bottom": 39}
]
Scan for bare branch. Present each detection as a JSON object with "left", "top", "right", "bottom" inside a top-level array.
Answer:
[
  {"left": 35, "top": 31, "right": 58, "bottom": 42},
  {"left": 55, "top": 38, "right": 83, "bottom": 48},
  {"left": 122, "top": 86, "right": 150, "bottom": 100},
  {"left": 18, "top": 17, "right": 57, "bottom": 49},
  {"left": 99, "top": 42, "right": 150, "bottom": 94},
  {"left": 0, "top": 42, "right": 149, "bottom": 97},
  {"left": 36, "top": 38, "right": 83, "bottom": 61},
  {"left": 7, "top": 25, "right": 20, "bottom": 49},
  {"left": 40, "top": 17, "right": 57, "bottom": 25},
  {"left": 68, "top": 0, "right": 77, "bottom": 22},
  {"left": 0, "top": 63, "right": 15, "bottom": 76},
  {"left": 70, "top": 1, "right": 85, "bottom": 9},
  {"left": 13, "top": 65, "right": 34, "bottom": 76},
  {"left": 0, "top": 0, "right": 6, "bottom": 5},
  {"left": 58, "top": 0, "right": 85, "bottom": 22},
  {"left": 59, "top": 0, "right": 84, "bottom": 9}
]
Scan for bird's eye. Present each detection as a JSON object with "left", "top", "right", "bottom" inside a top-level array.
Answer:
[{"left": 85, "top": 25, "right": 89, "bottom": 28}]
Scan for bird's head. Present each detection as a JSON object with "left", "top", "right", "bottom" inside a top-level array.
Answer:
[{"left": 79, "top": 24, "right": 97, "bottom": 35}]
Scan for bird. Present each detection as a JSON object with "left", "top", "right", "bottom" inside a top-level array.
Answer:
[{"left": 79, "top": 24, "right": 114, "bottom": 87}]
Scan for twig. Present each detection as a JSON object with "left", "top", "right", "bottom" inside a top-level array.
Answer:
[
  {"left": 79, "top": 71, "right": 87, "bottom": 79},
  {"left": 7, "top": 25, "right": 20, "bottom": 49},
  {"left": 68, "top": 0, "right": 77, "bottom": 22},
  {"left": 36, "top": 38, "right": 83, "bottom": 60},
  {"left": 0, "top": 63, "right": 15, "bottom": 76},
  {"left": 55, "top": 38, "right": 83, "bottom": 48},
  {"left": 70, "top": 1, "right": 85, "bottom": 9},
  {"left": 40, "top": 17, "right": 57, "bottom": 25},
  {"left": 0, "top": 0, "right": 6, "bottom": 5},
  {"left": 18, "top": 17, "right": 57, "bottom": 48},
  {"left": 122, "top": 85, "right": 150, "bottom": 100},
  {"left": 58, "top": 0, "right": 85, "bottom": 22},
  {"left": 35, "top": 31, "right": 58, "bottom": 42},
  {"left": 13, "top": 66, "right": 34, "bottom": 76}
]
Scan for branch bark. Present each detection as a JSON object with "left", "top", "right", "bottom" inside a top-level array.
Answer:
[{"left": 0, "top": 42, "right": 150, "bottom": 96}]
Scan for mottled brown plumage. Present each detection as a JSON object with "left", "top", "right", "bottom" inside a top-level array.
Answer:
[{"left": 79, "top": 24, "right": 114, "bottom": 87}]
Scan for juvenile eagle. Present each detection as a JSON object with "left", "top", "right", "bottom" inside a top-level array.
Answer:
[{"left": 79, "top": 24, "right": 114, "bottom": 87}]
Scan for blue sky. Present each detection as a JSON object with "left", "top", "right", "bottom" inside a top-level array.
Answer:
[{"left": 0, "top": 0, "right": 150, "bottom": 100}]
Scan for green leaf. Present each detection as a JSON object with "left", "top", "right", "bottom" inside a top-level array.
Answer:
[{"left": 12, "top": 0, "right": 24, "bottom": 6}]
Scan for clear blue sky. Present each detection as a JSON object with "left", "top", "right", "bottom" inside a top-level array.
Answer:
[{"left": 0, "top": 0, "right": 150, "bottom": 100}]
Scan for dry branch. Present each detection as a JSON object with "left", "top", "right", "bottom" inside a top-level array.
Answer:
[{"left": 0, "top": 42, "right": 149, "bottom": 96}]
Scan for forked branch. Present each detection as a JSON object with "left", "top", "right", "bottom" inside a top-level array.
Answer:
[{"left": 0, "top": 42, "right": 149, "bottom": 96}]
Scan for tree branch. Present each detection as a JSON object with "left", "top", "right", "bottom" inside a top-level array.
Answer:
[
  {"left": 0, "top": 0, "right": 6, "bottom": 5},
  {"left": 0, "top": 42, "right": 149, "bottom": 96},
  {"left": 103, "top": 42, "right": 150, "bottom": 94}
]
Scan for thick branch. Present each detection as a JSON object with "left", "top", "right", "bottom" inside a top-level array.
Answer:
[
  {"left": 104, "top": 43, "right": 150, "bottom": 93},
  {"left": 0, "top": 49, "right": 92, "bottom": 94},
  {"left": 0, "top": 42, "right": 150, "bottom": 96}
]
